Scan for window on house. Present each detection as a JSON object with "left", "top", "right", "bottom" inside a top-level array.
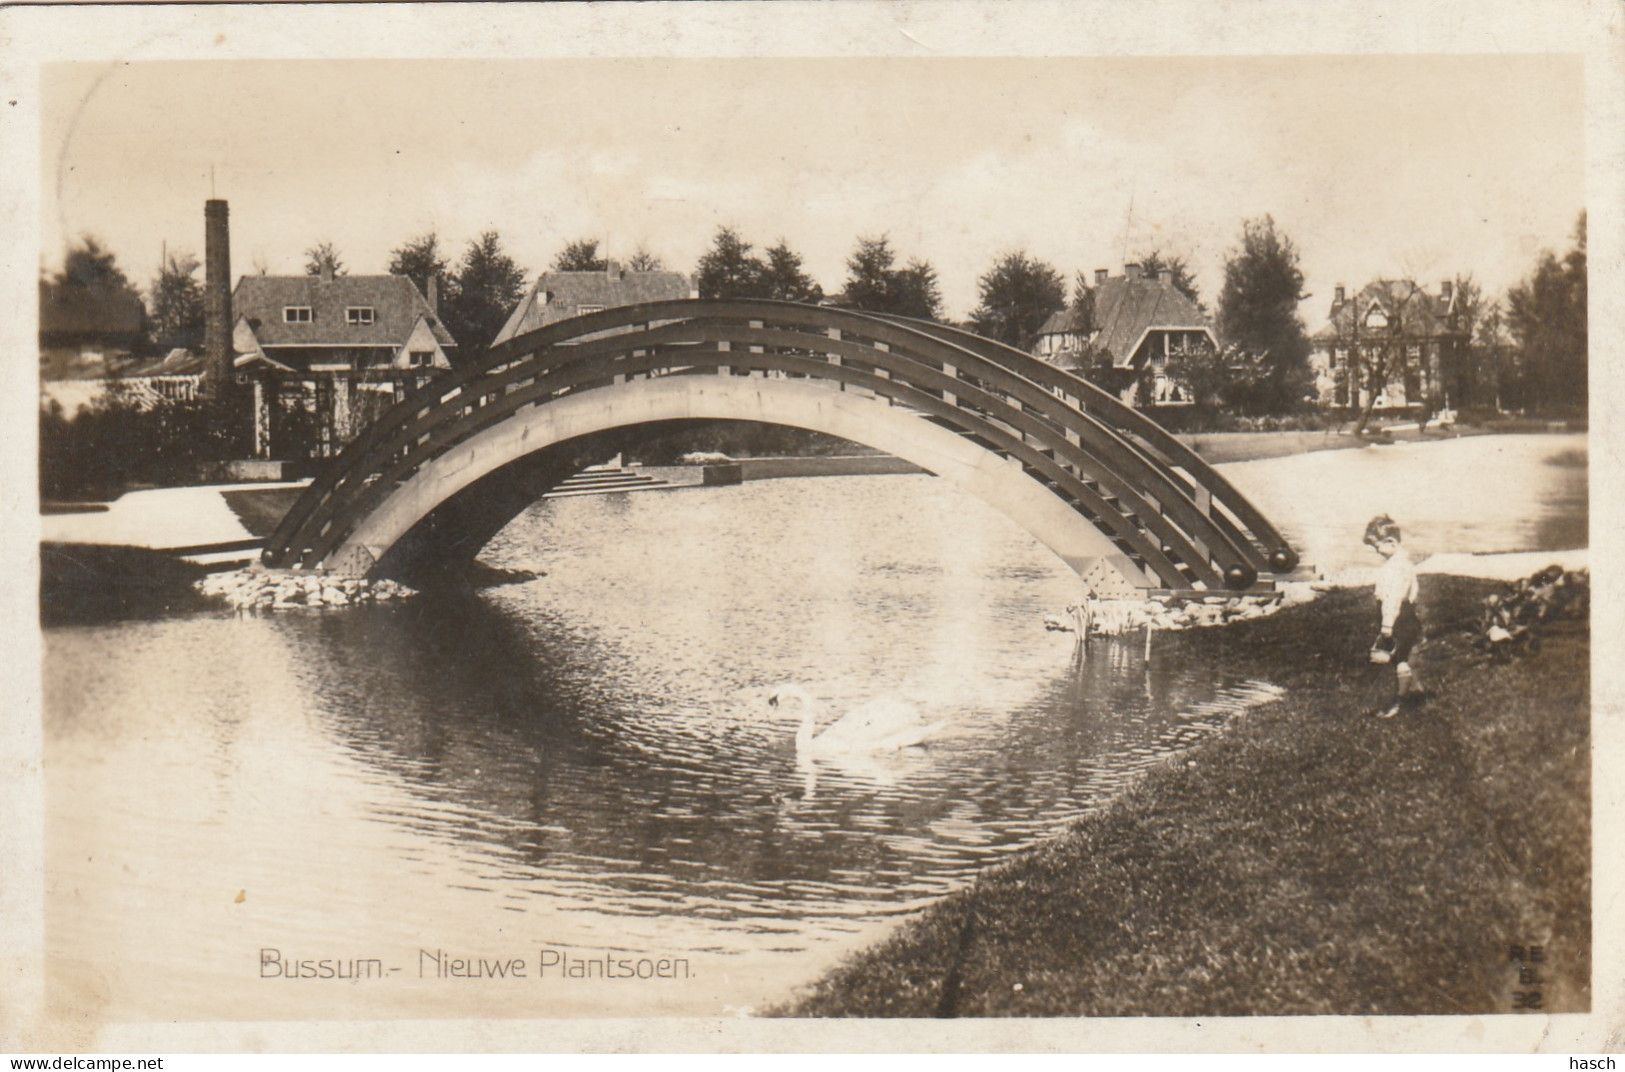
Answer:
[
  {"left": 284, "top": 306, "right": 313, "bottom": 323},
  {"left": 408, "top": 350, "right": 435, "bottom": 368},
  {"left": 577, "top": 304, "right": 605, "bottom": 316},
  {"left": 346, "top": 307, "right": 375, "bottom": 325}
]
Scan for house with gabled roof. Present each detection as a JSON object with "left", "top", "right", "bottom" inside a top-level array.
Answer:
[
  {"left": 38, "top": 281, "right": 150, "bottom": 414},
  {"left": 1031, "top": 305, "right": 1091, "bottom": 365},
  {"left": 1310, "top": 279, "right": 1467, "bottom": 412},
  {"left": 231, "top": 270, "right": 456, "bottom": 374},
  {"left": 492, "top": 262, "right": 696, "bottom": 346},
  {"left": 230, "top": 267, "right": 458, "bottom": 458},
  {"left": 39, "top": 280, "right": 147, "bottom": 369},
  {"left": 1033, "top": 264, "right": 1217, "bottom": 406}
]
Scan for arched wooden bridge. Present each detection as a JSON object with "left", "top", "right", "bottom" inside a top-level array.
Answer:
[{"left": 263, "top": 299, "right": 1297, "bottom": 594}]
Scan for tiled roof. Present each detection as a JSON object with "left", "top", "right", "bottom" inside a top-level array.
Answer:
[
  {"left": 118, "top": 348, "right": 206, "bottom": 378},
  {"left": 39, "top": 282, "right": 145, "bottom": 338},
  {"left": 231, "top": 275, "right": 457, "bottom": 349},
  {"left": 42, "top": 347, "right": 206, "bottom": 383},
  {"left": 1037, "top": 306, "right": 1090, "bottom": 336},
  {"left": 1091, "top": 275, "right": 1213, "bottom": 367},
  {"left": 1312, "top": 280, "right": 1460, "bottom": 342},
  {"left": 494, "top": 268, "right": 695, "bottom": 343}
]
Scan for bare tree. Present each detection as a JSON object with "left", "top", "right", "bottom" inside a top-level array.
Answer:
[
  {"left": 1472, "top": 300, "right": 1513, "bottom": 413},
  {"left": 626, "top": 247, "right": 665, "bottom": 272},
  {"left": 303, "top": 242, "right": 346, "bottom": 278},
  {"left": 1329, "top": 279, "right": 1428, "bottom": 436}
]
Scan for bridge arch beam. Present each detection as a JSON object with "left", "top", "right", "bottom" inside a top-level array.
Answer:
[{"left": 328, "top": 375, "right": 1144, "bottom": 589}]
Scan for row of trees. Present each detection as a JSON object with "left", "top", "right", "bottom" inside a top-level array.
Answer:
[
  {"left": 694, "top": 227, "right": 825, "bottom": 305},
  {"left": 691, "top": 228, "right": 948, "bottom": 317},
  {"left": 53, "top": 209, "right": 1588, "bottom": 419},
  {"left": 46, "top": 220, "right": 1318, "bottom": 411}
]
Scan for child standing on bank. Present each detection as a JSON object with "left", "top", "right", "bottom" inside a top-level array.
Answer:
[{"left": 1364, "top": 515, "right": 1424, "bottom": 718}]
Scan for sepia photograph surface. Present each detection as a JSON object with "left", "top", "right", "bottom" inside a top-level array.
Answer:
[{"left": 2, "top": 0, "right": 1619, "bottom": 1054}]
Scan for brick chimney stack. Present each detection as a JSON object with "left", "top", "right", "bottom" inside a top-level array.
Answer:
[
  {"left": 1334, "top": 284, "right": 1346, "bottom": 305},
  {"left": 1094, "top": 268, "right": 1109, "bottom": 284},
  {"left": 1124, "top": 263, "right": 1143, "bottom": 280},
  {"left": 202, "top": 199, "right": 233, "bottom": 401},
  {"left": 1440, "top": 280, "right": 1453, "bottom": 302},
  {"left": 427, "top": 274, "right": 439, "bottom": 315}
]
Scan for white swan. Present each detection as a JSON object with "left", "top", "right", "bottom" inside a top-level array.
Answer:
[{"left": 766, "top": 684, "right": 945, "bottom": 755}]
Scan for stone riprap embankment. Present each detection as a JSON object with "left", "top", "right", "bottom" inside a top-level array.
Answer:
[
  {"left": 196, "top": 567, "right": 417, "bottom": 611},
  {"left": 1048, "top": 582, "right": 1324, "bottom": 636}
]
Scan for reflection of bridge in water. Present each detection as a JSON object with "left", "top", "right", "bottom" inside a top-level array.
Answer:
[{"left": 264, "top": 300, "right": 1297, "bottom": 594}]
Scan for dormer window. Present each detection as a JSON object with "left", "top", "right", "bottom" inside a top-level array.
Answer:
[
  {"left": 346, "top": 306, "right": 375, "bottom": 325},
  {"left": 284, "top": 306, "right": 313, "bottom": 323}
]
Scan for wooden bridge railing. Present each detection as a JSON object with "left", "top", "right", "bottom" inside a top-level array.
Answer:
[{"left": 264, "top": 300, "right": 1294, "bottom": 590}]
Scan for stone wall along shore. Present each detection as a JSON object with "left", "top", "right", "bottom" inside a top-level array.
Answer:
[{"left": 196, "top": 567, "right": 418, "bottom": 611}]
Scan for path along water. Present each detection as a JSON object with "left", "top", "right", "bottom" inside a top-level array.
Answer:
[{"left": 38, "top": 433, "right": 1585, "bottom": 1021}]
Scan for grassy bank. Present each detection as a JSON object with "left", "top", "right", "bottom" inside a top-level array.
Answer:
[
  {"left": 781, "top": 576, "right": 1589, "bottom": 1017},
  {"left": 1178, "top": 425, "right": 1500, "bottom": 465},
  {"left": 1180, "top": 429, "right": 1365, "bottom": 464},
  {"left": 222, "top": 486, "right": 304, "bottom": 537}
]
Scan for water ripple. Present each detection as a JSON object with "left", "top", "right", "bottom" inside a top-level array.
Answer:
[{"left": 46, "top": 473, "right": 1298, "bottom": 1017}]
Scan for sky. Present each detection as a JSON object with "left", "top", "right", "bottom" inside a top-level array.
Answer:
[{"left": 40, "top": 54, "right": 1584, "bottom": 326}]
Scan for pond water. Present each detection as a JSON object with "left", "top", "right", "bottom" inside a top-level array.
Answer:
[
  {"left": 40, "top": 434, "right": 1585, "bottom": 1021},
  {"left": 1223, "top": 432, "right": 1587, "bottom": 580}
]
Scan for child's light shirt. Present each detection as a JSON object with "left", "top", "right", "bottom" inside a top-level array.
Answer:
[{"left": 1374, "top": 549, "right": 1419, "bottom": 629}]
